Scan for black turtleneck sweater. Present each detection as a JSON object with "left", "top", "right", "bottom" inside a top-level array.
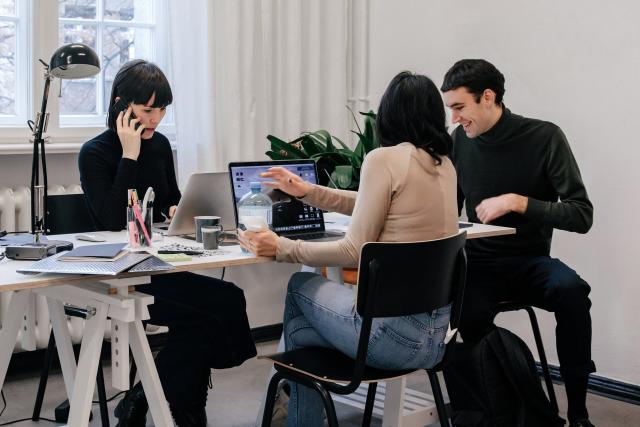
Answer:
[
  {"left": 78, "top": 129, "right": 180, "bottom": 231},
  {"left": 451, "top": 108, "right": 593, "bottom": 258}
]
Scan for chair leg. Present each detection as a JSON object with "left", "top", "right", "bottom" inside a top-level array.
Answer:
[
  {"left": 427, "top": 370, "right": 451, "bottom": 427},
  {"left": 362, "top": 382, "right": 377, "bottom": 427},
  {"left": 32, "top": 330, "right": 56, "bottom": 421},
  {"left": 309, "top": 381, "right": 338, "bottom": 427},
  {"left": 524, "top": 306, "right": 559, "bottom": 413},
  {"left": 261, "top": 371, "right": 284, "bottom": 427},
  {"left": 96, "top": 358, "right": 110, "bottom": 427}
]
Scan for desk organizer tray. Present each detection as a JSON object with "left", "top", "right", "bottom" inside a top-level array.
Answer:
[{"left": 17, "top": 251, "right": 172, "bottom": 275}]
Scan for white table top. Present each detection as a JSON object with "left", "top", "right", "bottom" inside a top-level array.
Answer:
[
  {"left": 0, "top": 232, "right": 270, "bottom": 292},
  {"left": 0, "top": 216, "right": 514, "bottom": 292},
  {"left": 323, "top": 212, "right": 515, "bottom": 240}
]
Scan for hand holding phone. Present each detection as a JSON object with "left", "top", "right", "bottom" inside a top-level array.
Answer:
[{"left": 114, "top": 99, "right": 145, "bottom": 160}]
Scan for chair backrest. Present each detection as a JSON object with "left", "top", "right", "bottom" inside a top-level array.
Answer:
[
  {"left": 330, "top": 232, "right": 467, "bottom": 394},
  {"left": 356, "top": 231, "right": 467, "bottom": 319},
  {"left": 45, "top": 194, "right": 96, "bottom": 234}
]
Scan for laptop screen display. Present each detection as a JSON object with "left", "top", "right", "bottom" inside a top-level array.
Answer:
[{"left": 229, "top": 161, "right": 326, "bottom": 234}]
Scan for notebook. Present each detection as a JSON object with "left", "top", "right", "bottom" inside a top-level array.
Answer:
[
  {"left": 59, "top": 243, "right": 127, "bottom": 262},
  {"left": 228, "top": 160, "right": 344, "bottom": 241}
]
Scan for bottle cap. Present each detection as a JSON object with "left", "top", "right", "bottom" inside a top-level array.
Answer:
[{"left": 250, "top": 182, "right": 262, "bottom": 191}]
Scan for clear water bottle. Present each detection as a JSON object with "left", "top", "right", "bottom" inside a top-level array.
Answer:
[{"left": 238, "top": 182, "right": 272, "bottom": 253}]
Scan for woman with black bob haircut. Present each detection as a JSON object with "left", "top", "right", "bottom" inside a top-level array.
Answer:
[
  {"left": 241, "top": 71, "right": 459, "bottom": 426},
  {"left": 79, "top": 60, "right": 256, "bottom": 427},
  {"left": 377, "top": 70, "right": 452, "bottom": 163}
]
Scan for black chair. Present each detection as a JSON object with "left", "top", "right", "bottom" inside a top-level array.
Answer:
[
  {"left": 495, "top": 302, "right": 559, "bottom": 413},
  {"left": 260, "top": 232, "right": 467, "bottom": 427},
  {"left": 45, "top": 193, "right": 96, "bottom": 235},
  {"left": 33, "top": 193, "right": 109, "bottom": 426}
]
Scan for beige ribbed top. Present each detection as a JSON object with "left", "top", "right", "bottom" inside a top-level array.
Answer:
[{"left": 275, "top": 142, "right": 459, "bottom": 267}]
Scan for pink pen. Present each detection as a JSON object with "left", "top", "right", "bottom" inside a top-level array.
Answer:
[{"left": 132, "top": 203, "right": 151, "bottom": 245}]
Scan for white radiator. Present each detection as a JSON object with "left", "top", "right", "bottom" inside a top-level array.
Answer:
[{"left": 0, "top": 184, "right": 85, "bottom": 351}]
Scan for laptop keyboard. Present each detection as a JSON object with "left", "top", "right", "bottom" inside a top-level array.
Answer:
[{"left": 287, "top": 232, "right": 341, "bottom": 241}]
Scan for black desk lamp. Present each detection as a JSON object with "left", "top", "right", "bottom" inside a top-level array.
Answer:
[
  {"left": 30, "top": 43, "right": 100, "bottom": 237},
  {"left": 7, "top": 43, "right": 101, "bottom": 260}
]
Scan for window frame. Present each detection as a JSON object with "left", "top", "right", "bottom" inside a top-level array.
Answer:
[
  {"left": 0, "top": 0, "right": 174, "bottom": 150},
  {"left": 0, "top": 0, "right": 32, "bottom": 129}
]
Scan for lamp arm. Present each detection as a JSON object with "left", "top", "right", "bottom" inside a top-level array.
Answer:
[{"left": 30, "top": 65, "right": 53, "bottom": 238}]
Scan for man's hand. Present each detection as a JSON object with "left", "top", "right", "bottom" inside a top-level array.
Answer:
[
  {"left": 238, "top": 229, "right": 279, "bottom": 257},
  {"left": 475, "top": 193, "right": 528, "bottom": 224}
]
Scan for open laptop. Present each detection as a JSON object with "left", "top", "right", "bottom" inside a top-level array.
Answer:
[
  {"left": 156, "top": 172, "right": 236, "bottom": 236},
  {"left": 228, "top": 160, "right": 344, "bottom": 241}
]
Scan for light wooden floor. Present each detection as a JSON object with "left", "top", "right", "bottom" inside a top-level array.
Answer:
[{"left": 1, "top": 341, "right": 638, "bottom": 426}]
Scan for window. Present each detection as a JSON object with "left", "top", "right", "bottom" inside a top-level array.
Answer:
[
  {"left": 0, "top": 0, "right": 172, "bottom": 147},
  {"left": 0, "top": 0, "right": 30, "bottom": 127},
  {"left": 58, "top": 0, "right": 173, "bottom": 131}
]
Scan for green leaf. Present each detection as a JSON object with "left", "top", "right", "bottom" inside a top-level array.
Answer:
[
  {"left": 300, "top": 136, "right": 324, "bottom": 156},
  {"left": 361, "top": 116, "right": 377, "bottom": 153},
  {"left": 332, "top": 135, "right": 351, "bottom": 151},
  {"left": 310, "top": 152, "right": 350, "bottom": 165},
  {"left": 359, "top": 110, "right": 377, "bottom": 119},
  {"left": 267, "top": 135, "right": 308, "bottom": 158},
  {"left": 307, "top": 130, "right": 335, "bottom": 152},
  {"left": 265, "top": 150, "right": 287, "bottom": 160}
]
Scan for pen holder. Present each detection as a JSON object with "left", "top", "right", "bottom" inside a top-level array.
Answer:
[{"left": 127, "top": 202, "right": 153, "bottom": 248}]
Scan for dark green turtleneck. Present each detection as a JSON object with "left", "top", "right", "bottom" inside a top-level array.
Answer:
[{"left": 451, "top": 107, "right": 593, "bottom": 258}]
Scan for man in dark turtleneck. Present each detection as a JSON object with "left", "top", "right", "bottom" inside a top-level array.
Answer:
[{"left": 441, "top": 59, "right": 595, "bottom": 427}]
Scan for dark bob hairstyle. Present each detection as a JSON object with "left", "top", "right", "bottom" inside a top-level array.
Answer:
[
  {"left": 376, "top": 71, "right": 452, "bottom": 164},
  {"left": 106, "top": 59, "right": 173, "bottom": 131}
]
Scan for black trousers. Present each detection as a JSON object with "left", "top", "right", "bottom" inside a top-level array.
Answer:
[
  {"left": 137, "top": 272, "right": 257, "bottom": 409},
  {"left": 460, "top": 255, "right": 596, "bottom": 380}
]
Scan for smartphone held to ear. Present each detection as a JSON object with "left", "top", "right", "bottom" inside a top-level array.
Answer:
[{"left": 111, "top": 98, "right": 140, "bottom": 130}]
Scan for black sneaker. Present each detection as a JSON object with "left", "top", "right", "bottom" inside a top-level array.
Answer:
[
  {"left": 170, "top": 404, "right": 207, "bottom": 427},
  {"left": 114, "top": 382, "right": 148, "bottom": 427}
]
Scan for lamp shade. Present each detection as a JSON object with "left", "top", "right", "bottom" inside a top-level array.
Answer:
[{"left": 49, "top": 43, "right": 100, "bottom": 79}]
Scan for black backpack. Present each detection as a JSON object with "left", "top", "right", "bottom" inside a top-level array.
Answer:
[{"left": 443, "top": 327, "right": 565, "bottom": 427}]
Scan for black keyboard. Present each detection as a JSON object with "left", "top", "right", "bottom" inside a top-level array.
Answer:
[{"left": 285, "top": 232, "right": 341, "bottom": 241}]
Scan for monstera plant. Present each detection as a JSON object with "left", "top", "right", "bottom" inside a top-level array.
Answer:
[{"left": 265, "top": 110, "right": 378, "bottom": 190}]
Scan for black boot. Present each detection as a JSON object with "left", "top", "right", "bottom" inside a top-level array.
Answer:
[
  {"left": 114, "top": 382, "right": 148, "bottom": 427},
  {"left": 170, "top": 404, "right": 207, "bottom": 427}
]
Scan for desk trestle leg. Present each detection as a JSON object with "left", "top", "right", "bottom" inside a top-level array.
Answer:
[
  {"left": 33, "top": 279, "right": 175, "bottom": 427},
  {"left": 0, "top": 290, "right": 31, "bottom": 391}
]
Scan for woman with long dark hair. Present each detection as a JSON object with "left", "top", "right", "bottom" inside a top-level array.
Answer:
[
  {"left": 240, "top": 71, "right": 459, "bottom": 426},
  {"left": 79, "top": 60, "right": 256, "bottom": 427}
]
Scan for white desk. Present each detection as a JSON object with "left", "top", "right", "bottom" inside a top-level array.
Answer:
[
  {"left": 0, "top": 233, "right": 270, "bottom": 427},
  {"left": 1, "top": 221, "right": 514, "bottom": 427}
]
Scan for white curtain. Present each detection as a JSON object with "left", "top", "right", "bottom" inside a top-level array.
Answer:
[{"left": 168, "top": 0, "right": 349, "bottom": 185}]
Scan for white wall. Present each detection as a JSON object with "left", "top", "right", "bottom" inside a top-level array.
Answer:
[{"left": 369, "top": 0, "right": 640, "bottom": 385}]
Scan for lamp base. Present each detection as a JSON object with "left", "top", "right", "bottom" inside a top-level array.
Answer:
[
  {"left": 4, "top": 237, "right": 73, "bottom": 260},
  {"left": 5, "top": 243, "right": 57, "bottom": 260}
]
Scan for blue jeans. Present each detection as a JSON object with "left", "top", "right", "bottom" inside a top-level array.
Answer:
[{"left": 283, "top": 272, "right": 451, "bottom": 427}]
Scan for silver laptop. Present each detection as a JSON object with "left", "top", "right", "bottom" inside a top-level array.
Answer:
[
  {"left": 157, "top": 172, "right": 236, "bottom": 236},
  {"left": 228, "top": 160, "right": 344, "bottom": 241}
]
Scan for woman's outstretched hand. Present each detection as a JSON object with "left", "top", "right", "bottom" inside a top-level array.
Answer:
[
  {"left": 117, "top": 106, "right": 145, "bottom": 160},
  {"left": 260, "top": 167, "right": 312, "bottom": 198}
]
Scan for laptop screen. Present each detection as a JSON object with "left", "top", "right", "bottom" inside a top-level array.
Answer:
[{"left": 228, "top": 160, "right": 326, "bottom": 234}]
